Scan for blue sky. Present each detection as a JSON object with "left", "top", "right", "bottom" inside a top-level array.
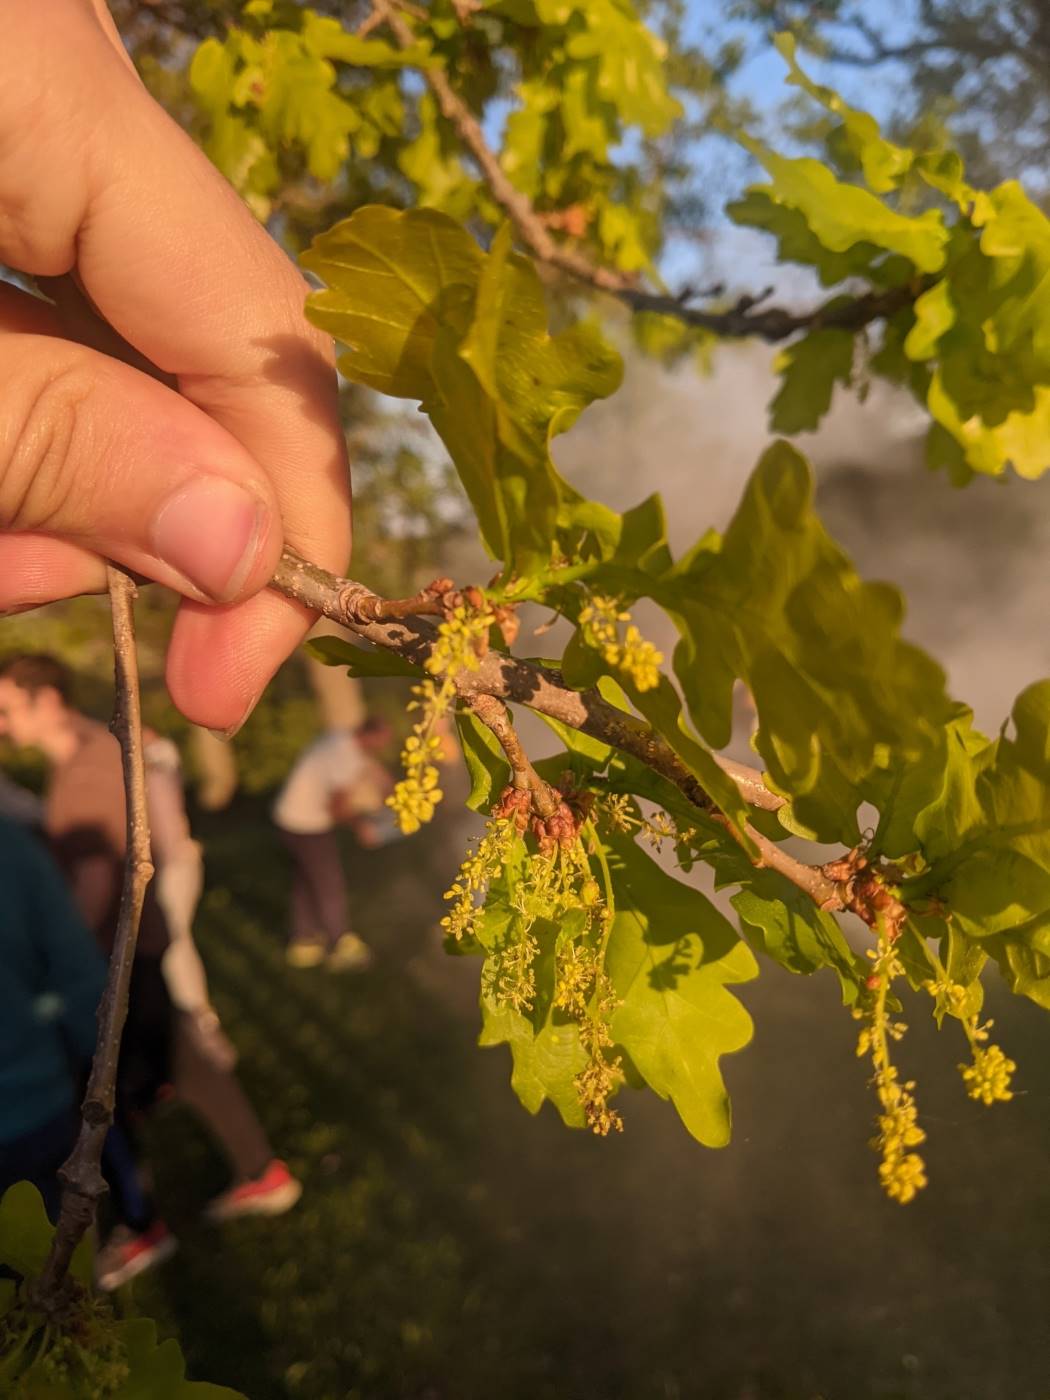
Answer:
[{"left": 702, "top": 0, "right": 920, "bottom": 121}]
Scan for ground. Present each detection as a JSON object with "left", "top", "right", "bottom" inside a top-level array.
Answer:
[{"left": 129, "top": 793, "right": 1050, "bottom": 1400}]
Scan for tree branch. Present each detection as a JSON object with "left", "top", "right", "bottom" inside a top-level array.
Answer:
[
  {"left": 368, "top": 0, "right": 924, "bottom": 344},
  {"left": 33, "top": 565, "right": 154, "bottom": 1305},
  {"left": 616, "top": 279, "right": 928, "bottom": 340},
  {"left": 270, "top": 549, "right": 839, "bottom": 910}
]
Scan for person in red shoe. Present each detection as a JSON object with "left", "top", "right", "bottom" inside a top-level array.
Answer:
[
  {"left": 204, "top": 1158, "right": 303, "bottom": 1223},
  {"left": 0, "top": 654, "right": 303, "bottom": 1287}
]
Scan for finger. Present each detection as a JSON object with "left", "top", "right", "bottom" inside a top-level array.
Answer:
[
  {"left": 0, "top": 332, "right": 281, "bottom": 603},
  {"left": 0, "top": 280, "right": 317, "bottom": 728},
  {"left": 0, "top": 534, "right": 106, "bottom": 613},
  {"left": 166, "top": 593, "right": 302, "bottom": 738},
  {"left": 35, "top": 274, "right": 178, "bottom": 387},
  {"left": 1, "top": 3, "right": 351, "bottom": 720}
]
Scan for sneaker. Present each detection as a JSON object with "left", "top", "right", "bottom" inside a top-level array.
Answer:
[
  {"left": 286, "top": 939, "right": 326, "bottom": 968},
  {"left": 327, "top": 931, "right": 373, "bottom": 973},
  {"left": 204, "top": 1159, "right": 303, "bottom": 1223},
  {"left": 96, "top": 1221, "right": 177, "bottom": 1291}
]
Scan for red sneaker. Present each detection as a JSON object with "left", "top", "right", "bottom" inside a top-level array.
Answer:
[
  {"left": 96, "top": 1220, "right": 177, "bottom": 1292},
  {"left": 204, "top": 1159, "right": 303, "bottom": 1223}
]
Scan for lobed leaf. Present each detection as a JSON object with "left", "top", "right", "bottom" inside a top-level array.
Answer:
[
  {"left": 303, "top": 208, "right": 622, "bottom": 574},
  {"left": 603, "top": 833, "right": 758, "bottom": 1147}
]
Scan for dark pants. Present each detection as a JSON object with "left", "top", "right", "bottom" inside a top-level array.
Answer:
[
  {"left": 106, "top": 959, "right": 274, "bottom": 1230},
  {"left": 0, "top": 1109, "right": 78, "bottom": 1223},
  {"left": 172, "top": 1012, "right": 272, "bottom": 1182},
  {"left": 277, "top": 827, "right": 349, "bottom": 950}
]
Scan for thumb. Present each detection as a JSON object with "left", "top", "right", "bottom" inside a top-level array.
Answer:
[{"left": 0, "top": 333, "right": 281, "bottom": 603}]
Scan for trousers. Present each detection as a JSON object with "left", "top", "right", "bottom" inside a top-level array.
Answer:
[{"left": 277, "top": 827, "right": 349, "bottom": 950}]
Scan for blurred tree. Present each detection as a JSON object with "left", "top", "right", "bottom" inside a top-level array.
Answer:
[{"left": 739, "top": 1, "right": 1050, "bottom": 197}]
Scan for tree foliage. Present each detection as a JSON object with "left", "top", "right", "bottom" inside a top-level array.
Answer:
[
  {"left": 234, "top": 5, "right": 1047, "bottom": 1206},
  {"left": 740, "top": 0, "right": 1050, "bottom": 201},
  {"left": 114, "top": 0, "right": 1048, "bottom": 1211}
]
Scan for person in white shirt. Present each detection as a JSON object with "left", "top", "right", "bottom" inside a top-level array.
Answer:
[{"left": 271, "top": 718, "right": 393, "bottom": 970}]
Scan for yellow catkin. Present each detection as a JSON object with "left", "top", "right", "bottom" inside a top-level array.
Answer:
[
  {"left": 960, "top": 1042, "right": 1016, "bottom": 1105},
  {"left": 856, "top": 920, "right": 928, "bottom": 1204},
  {"left": 578, "top": 596, "right": 663, "bottom": 692},
  {"left": 387, "top": 600, "right": 495, "bottom": 834}
]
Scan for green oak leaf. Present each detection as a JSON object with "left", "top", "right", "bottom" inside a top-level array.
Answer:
[
  {"left": 303, "top": 208, "right": 621, "bottom": 574},
  {"left": 864, "top": 704, "right": 986, "bottom": 860},
  {"left": 455, "top": 709, "right": 511, "bottom": 812},
  {"left": 603, "top": 833, "right": 758, "bottom": 1147},
  {"left": 770, "top": 327, "right": 855, "bottom": 433},
  {"left": 895, "top": 682, "right": 1050, "bottom": 1007},
  {"left": 478, "top": 998, "right": 588, "bottom": 1128},
  {"left": 665, "top": 441, "right": 952, "bottom": 840},
  {"left": 302, "top": 205, "right": 483, "bottom": 400},
  {"left": 927, "top": 371, "right": 1050, "bottom": 481},
  {"left": 114, "top": 1317, "right": 245, "bottom": 1398},
  {"left": 306, "top": 634, "right": 424, "bottom": 679},
  {"left": 727, "top": 190, "right": 883, "bottom": 287},
  {"left": 774, "top": 33, "right": 914, "bottom": 194},
  {"left": 903, "top": 278, "right": 955, "bottom": 361},
  {"left": 739, "top": 139, "right": 948, "bottom": 273},
  {"left": 301, "top": 12, "right": 433, "bottom": 67},
  {"left": 711, "top": 853, "right": 864, "bottom": 1005},
  {"left": 564, "top": 0, "right": 681, "bottom": 137},
  {"left": 904, "top": 185, "right": 1050, "bottom": 479}
]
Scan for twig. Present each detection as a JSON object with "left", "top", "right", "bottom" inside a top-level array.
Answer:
[
  {"left": 33, "top": 565, "right": 154, "bottom": 1305},
  {"left": 467, "top": 692, "right": 558, "bottom": 817},
  {"left": 270, "top": 549, "right": 838, "bottom": 909},
  {"left": 728, "top": 818, "right": 837, "bottom": 907},
  {"left": 615, "top": 279, "right": 928, "bottom": 340},
  {"left": 367, "top": 0, "right": 929, "bottom": 343}
]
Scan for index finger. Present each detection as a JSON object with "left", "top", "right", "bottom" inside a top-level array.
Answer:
[{"left": 0, "top": 1, "right": 351, "bottom": 730}]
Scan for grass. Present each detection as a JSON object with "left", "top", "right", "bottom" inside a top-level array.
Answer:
[{"left": 128, "top": 795, "right": 1050, "bottom": 1400}]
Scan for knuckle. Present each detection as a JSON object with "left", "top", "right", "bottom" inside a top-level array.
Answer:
[{"left": 0, "top": 360, "right": 96, "bottom": 532}]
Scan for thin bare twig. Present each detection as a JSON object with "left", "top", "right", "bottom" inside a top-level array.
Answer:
[
  {"left": 33, "top": 565, "right": 154, "bottom": 1305},
  {"left": 270, "top": 549, "right": 837, "bottom": 910}
]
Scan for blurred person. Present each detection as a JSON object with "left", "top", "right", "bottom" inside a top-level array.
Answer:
[
  {"left": 143, "top": 725, "right": 236, "bottom": 1071},
  {"left": 0, "top": 817, "right": 106, "bottom": 1223},
  {"left": 0, "top": 767, "right": 43, "bottom": 827},
  {"left": 0, "top": 654, "right": 301, "bottom": 1290},
  {"left": 272, "top": 718, "right": 395, "bottom": 970}
]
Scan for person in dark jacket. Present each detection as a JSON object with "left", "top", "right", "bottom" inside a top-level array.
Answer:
[
  {"left": 0, "top": 817, "right": 106, "bottom": 1222},
  {"left": 0, "top": 653, "right": 301, "bottom": 1290}
]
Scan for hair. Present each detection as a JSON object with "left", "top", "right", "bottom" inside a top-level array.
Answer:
[{"left": 0, "top": 653, "right": 74, "bottom": 704}]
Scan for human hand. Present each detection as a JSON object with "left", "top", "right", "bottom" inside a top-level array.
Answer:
[{"left": 0, "top": 0, "right": 351, "bottom": 734}]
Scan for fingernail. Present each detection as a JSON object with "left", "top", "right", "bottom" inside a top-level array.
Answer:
[
  {"left": 151, "top": 477, "right": 268, "bottom": 602},
  {"left": 207, "top": 689, "right": 261, "bottom": 742}
]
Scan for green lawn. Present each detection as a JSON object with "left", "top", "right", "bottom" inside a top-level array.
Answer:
[{"left": 128, "top": 796, "right": 1050, "bottom": 1400}]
